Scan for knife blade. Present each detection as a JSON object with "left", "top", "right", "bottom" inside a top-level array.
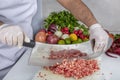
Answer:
[
  {"left": 23, "top": 37, "right": 113, "bottom": 66},
  {"left": 23, "top": 41, "right": 91, "bottom": 66}
]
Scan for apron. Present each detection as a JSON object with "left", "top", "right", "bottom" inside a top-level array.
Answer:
[{"left": 0, "top": 0, "right": 37, "bottom": 79}]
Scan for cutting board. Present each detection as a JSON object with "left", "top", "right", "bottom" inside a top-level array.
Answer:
[
  {"left": 32, "top": 58, "right": 102, "bottom": 80},
  {"left": 32, "top": 69, "right": 101, "bottom": 80}
]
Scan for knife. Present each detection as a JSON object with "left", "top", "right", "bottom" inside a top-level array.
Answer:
[
  {"left": 23, "top": 40, "right": 90, "bottom": 65},
  {"left": 23, "top": 40, "right": 36, "bottom": 48},
  {"left": 23, "top": 37, "right": 113, "bottom": 66}
]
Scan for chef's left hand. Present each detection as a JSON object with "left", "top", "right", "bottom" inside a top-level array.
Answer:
[{"left": 89, "top": 23, "right": 109, "bottom": 53}]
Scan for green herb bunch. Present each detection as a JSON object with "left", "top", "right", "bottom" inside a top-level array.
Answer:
[{"left": 44, "top": 10, "right": 88, "bottom": 34}]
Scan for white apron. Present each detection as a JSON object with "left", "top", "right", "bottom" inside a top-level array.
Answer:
[{"left": 0, "top": 0, "right": 37, "bottom": 79}]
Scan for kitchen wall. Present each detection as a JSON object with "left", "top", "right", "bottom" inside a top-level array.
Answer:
[
  {"left": 83, "top": 0, "right": 120, "bottom": 32},
  {"left": 42, "top": 0, "right": 66, "bottom": 18},
  {"left": 32, "top": 0, "right": 120, "bottom": 35},
  {"left": 32, "top": 0, "right": 42, "bottom": 35}
]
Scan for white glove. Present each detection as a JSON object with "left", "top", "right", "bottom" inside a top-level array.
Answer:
[
  {"left": 89, "top": 23, "right": 109, "bottom": 53},
  {"left": 0, "top": 24, "right": 30, "bottom": 48}
]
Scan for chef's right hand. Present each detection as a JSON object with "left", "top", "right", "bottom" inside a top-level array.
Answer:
[
  {"left": 89, "top": 23, "right": 109, "bottom": 53},
  {"left": 0, "top": 24, "right": 30, "bottom": 48}
]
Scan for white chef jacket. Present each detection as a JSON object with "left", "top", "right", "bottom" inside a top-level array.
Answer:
[{"left": 0, "top": 0, "right": 37, "bottom": 79}]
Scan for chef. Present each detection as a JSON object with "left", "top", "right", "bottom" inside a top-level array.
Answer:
[
  {"left": 0, "top": 0, "right": 37, "bottom": 79},
  {"left": 0, "top": 0, "right": 113, "bottom": 79}
]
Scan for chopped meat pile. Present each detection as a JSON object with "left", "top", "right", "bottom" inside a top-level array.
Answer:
[
  {"left": 45, "top": 59, "right": 100, "bottom": 79},
  {"left": 48, "top": 49, "right": 87, "bottom": 59}
]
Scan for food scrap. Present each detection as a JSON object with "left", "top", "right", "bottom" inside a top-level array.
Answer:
[{"left": 44, "top": 59, "right": 100, "bottom": 79}]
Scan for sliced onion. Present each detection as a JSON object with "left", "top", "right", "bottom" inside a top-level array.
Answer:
[{"left": 105, "top": 52, "right": 118, "bottom": 58}]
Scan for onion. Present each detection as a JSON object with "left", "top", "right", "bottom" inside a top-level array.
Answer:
[
  {"left": 48, "top": 24, "right": 57, "bottom": 33},
  {"left": 54, "top": 31, "right": 63, "bottom": 38},
  {"left": 47, "top": 34, "right": 59, "bottom": 44},
  {"left": 105, "top": 52, "right": 118, "bottom": 58},
  {"left": 35, "top": 31, "right": 46, "bottom": 43},
  {"left": 105, "top": 38, "right": 120, "bottom": 58},
  {"left": 61, "top": 34, "right": 69, "bottom": 39}
]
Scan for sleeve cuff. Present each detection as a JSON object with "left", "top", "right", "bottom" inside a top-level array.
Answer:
[
  {"left": 89, "top": 23, "right": 102, "bottom": 30},
  {"left": 0, "top": 24, "right": 11, "bottom": 30}
]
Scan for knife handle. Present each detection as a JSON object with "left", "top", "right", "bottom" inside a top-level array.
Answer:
[{"left": 23, "top": 40, "right": 35, "bottom": 48}]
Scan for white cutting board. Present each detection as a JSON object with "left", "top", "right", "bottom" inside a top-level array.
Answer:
[
  {"left": 32, "top": 57, "right": 102, "bottom": 80},
  {"left": 32, "top": 68, "right": 101, "bottom": 80}
]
